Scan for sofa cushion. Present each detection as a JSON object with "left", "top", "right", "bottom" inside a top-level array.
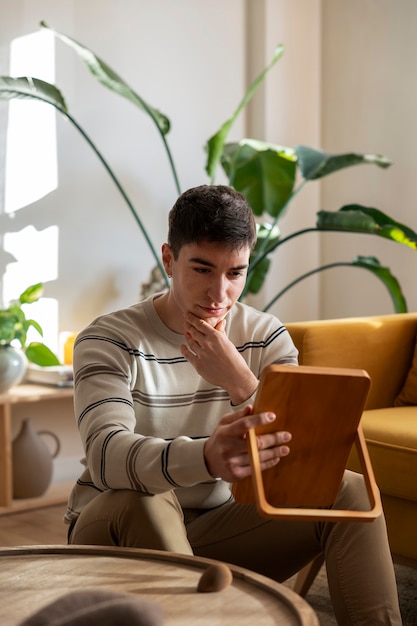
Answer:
[
  {"left": 348, "top": 406, "right": 417, "bottom": 501},
  {"left": 395, "top": 336, "right": 417, "bottom": 406},
  {"left": 298, "top": 318, "right": 417, "bottom": 410}
]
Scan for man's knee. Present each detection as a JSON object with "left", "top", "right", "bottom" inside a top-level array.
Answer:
[
  {"left": 112, "top": 489, "right": 184, "bottom": 528},
  {"left": 115, "top": 490, "right": 192, "bottom": 552},
  {"left": 335, "top": 469, "right": 380, "bottom": 512},
  {"left": 70, "top": 489, "right": 193, "bottom": 553}
]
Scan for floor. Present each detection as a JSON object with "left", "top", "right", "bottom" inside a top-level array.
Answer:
[
  {"left": 0, "top": 504, "right": 68, "bottom": 547},
  {"left": 1, "top": 504, "right": 416, "bottom": 625}
]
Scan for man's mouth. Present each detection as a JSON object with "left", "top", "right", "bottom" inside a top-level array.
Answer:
[{"left": 199, "top": 305, "right": 226, "bottom": 317}]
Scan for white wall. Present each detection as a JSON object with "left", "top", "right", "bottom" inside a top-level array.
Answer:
[
  {"left": 246, "top": 0, "right": 322, "bottom": 323},
  {"left": 0, "top": 0, "right": 416, "bottom": 344},
  {"left": 319, "top": 0, "right": 417, "bottom": 318}
]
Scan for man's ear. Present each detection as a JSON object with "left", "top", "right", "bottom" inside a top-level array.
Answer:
[{"left": 161, "top": 243, "right": 174, "bottom": 276}]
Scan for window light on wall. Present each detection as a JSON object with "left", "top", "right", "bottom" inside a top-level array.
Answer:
[
  {"left": 5, "top": 29, "right": 57, "bottom": 213},
  {"left": 2, "top": 28, "right": 59, "bottom": 354}
]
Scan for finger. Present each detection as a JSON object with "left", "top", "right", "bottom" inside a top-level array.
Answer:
[
  {"left": 184, "top": 314, "right": 208, "bottom": 335},
  {"left": 234, "top": 441, "right": 290, "bottom": 480},
  {"left": 185, "top": 314, "right": 226, "bottom": 337},
  {"left": 215, "top": 319, "right": 226, "bottom": 333},
  {"left": 256, "top": 430, "right": 292, "bottom": 450},
  {"left": 217, "top": 405, "right": 253, "bottom": 426},
  {"left": 183, "top": 325, "right": 202, "bottom": 345},
  {"left": 239, "top": 440, "right": 290, "bottom": 467},
  {"left": 180, "top": 344, "right": 198, "bottom": 362},
  {"left": 257, "top": 454, "right": 283, "bottom": 473},
  {"left": 232, "top": 453, "right": 281, "bottom": 481},
  {"left": 258, "top": 443, "right": 291, "bottom": 462},
  {"left": 224, "top": 410, "right": 277, "bottom": 438},
  {"left": 183, "top": 334, "right": 201, "bottom": 353}
]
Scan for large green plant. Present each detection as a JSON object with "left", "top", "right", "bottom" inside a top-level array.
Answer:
[
  {"left": 1, "top": 22, "right": 416, "bottom": 313},
  {"left": 218, "top": 141, "right": 416, "bottom": 310}
]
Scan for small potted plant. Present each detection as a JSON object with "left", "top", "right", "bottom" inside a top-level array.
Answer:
[{"left": 0, "top": 282, "right": 60, "bottom": 393}]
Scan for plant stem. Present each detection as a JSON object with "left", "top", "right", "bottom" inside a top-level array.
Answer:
[
  {"left": 240, "top": 225, "right": 318, "bottom": 300},
  {"left": 262, "top": 262, "right": 353, "bottom": 311},
  {"left": 138, "top": 98, "right": 182, "bottom": 197},
  {"left": 161, "top": 133, "right": 182, "bottom": 196},
  {"left": 65, "top": 111, "right": 169, "bottom": 286},
  {"left": 249, "top": 223, "right": 365, "bottom": 280}
]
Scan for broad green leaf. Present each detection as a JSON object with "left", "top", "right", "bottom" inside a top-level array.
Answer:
[
  {"left": 205, "top": 44, "right": 285, "bottom": 181},
  {"left": 0, "top": 76, "right": 67, "bottom": 112},
  {"left": 296, "top": 145, "right": 391, "bottom": 181},
  {"left": 19, "top": 283, "right": 44, "bottom": 305},
  {"left": 221, "top": 139, "right": 296, "bottom": 217},
  {"left": 25, "top": 341, "right": 60, "bottom": 366},
  {"left": 41, "top": 21, "right": 170, "bottom": 136},
  {"left": 317, "top": 208, "right": 377, "bottom": 232},
  {"left": 342, "top": 205, "right": 417, "bottom": 248},
  {"left": 317, "top": 205, "right": 417, "bottom": 249},
  {"left": 26, "top": 318, "right": 44, "bottom": 337},
  {"left": 352, "top": 256, "right": 407, "bottom": 312},
  {"left": 245, "top": 256, "right": 270, "bottom": 295}
]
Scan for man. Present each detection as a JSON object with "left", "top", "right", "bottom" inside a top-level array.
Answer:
[{"left": 66, "top": 185, "right": 401, "bottom": 624}]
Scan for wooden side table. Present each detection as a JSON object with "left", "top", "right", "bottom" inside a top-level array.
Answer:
[
  {"left": 0, "top": 545, "right": 319, "bottom": 625},
  {"left": 0, "top": 384, "right": 74, "bottom": 513}
]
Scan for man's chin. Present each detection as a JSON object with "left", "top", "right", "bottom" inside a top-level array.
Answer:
[
  {"left": 206, "top": 316, "right": 223, "bottom": 328},
  {"left": 205, "top": 311, "right": 230, "bottom": 329}
]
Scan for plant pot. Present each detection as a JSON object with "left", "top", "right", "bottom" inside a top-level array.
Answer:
[{"left": 0, "top": 345, "right": 28, "bottom": 394}]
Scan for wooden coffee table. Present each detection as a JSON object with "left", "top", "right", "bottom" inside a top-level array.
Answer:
[{"left": 0, "top": 545, "right": 318, "bottom": 624}]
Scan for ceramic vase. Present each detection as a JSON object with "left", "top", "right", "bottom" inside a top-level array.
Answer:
[
  {"left": 0, "top": 345, "right": 27, "bottom": 394},
  {"left": 12, "top": 418, "right": 61, "bottom": 499}
]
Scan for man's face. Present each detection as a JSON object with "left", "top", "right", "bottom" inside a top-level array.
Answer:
[{"left": 162, "top": 240, "right": 250, "bottom": 330}]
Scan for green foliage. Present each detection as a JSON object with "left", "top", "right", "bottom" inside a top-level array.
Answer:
[
  {"left": 39, "top": 21, "right": 171, "bottom": 137},
  {"left": 296, "top": 146, "right": 391, "bottom": 180},
  {"left": 220, "top": 140, "right": 297, "bottom": 219},
  {"left": 263, "top": 256, "right": 407, "bottom": 314},
  {"left": 1, "top": 22, "right": 416, "bottom": 313},
  {"left": 317, "top": 205, "right": 417, "bottom": 248},
  {"left": 218, "top": 141, "right": 417, "bottom": 305},
  {"left": 205, "top": 45, "right": 285, "bottom": 182},
  {"left": 0, "top": 75, "right": 67, "bottom": 111},
  {"left": 0, "top": 284, "right": 60, "bottom": 366}
]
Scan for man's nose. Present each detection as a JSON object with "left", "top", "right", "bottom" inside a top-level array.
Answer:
[{"left": 207, "top": 276, "right": 227, "bottom": 302}]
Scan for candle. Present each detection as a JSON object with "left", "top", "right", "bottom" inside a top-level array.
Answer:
[{"left": 60, "top": 332, "right": 78, "bottom": 365}]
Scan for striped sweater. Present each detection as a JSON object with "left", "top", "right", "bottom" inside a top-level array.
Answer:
[{"left": 65, "top": 295, "right": 298, "bottom": 523}]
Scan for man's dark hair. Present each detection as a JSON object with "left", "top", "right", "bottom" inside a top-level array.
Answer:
[{"left": 167, "top": 185, "right": 257, "bottom": 258}]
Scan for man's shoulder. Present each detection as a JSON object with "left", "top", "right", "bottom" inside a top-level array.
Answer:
[
  {"left": 230, "top": 300, "right": 282, "bottom": 327},
  {"left": 89, "top": 300, "right": 146, "bottom": 324},
  {"left": 80, "top": 297, "right": 153, "bottom": 340},
  {"left": 230, "top": 302, "right": 298, "bottom": 363}
]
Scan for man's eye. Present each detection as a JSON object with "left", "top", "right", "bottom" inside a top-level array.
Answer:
[{"left": 194, "top": 267, "right": 209, "bottom": 273}]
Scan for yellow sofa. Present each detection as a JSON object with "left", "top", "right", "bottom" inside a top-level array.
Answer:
[{"left": 285, "top": 312, "right": 417, "bottom": 568}]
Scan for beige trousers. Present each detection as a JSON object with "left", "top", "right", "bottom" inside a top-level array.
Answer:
[{"left": 69, "top": 470, "right": 402, "bottom": 625}]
